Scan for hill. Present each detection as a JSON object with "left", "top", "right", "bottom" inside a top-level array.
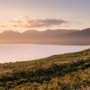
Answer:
[
  {"left": 0, "top": 49, "right": 90, "bottom": 90},
  {"left": 0, "top": 28, "right": 90, "bottom": 45}
]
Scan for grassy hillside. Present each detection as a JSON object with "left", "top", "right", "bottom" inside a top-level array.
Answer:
[{"left": 0, "top": 49, "right": 90, "bottom": 90}]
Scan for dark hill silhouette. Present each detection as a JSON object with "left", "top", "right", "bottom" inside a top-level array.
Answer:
[{"left": 0, "top": 28, "right": 90, "bottom": 45}]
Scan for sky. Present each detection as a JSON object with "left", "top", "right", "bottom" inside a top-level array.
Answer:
[{"left": 0, "top": 0, "right": 90, "bottom": 32}]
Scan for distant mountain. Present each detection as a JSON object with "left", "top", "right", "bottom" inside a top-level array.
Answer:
[{"left": 0, "top": 28, "right": 90, "bottom": 45}]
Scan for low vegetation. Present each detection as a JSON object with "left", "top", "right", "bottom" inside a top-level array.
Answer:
[{"left": 0, "top": 49, "right": 90, "bottom": 90}]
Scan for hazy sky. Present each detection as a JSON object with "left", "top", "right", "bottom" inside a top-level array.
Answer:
[{"left": 0, "top": 0, "right": 90, "bottom": 32}]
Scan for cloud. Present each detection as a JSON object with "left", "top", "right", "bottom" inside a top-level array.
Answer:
[{"left": 0, "top": 16, "right": 67, "bottom": 28}]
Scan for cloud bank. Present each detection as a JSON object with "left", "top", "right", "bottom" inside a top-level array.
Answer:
[{"left": 0, "top": 16, "right": 67, "bottom": 28}]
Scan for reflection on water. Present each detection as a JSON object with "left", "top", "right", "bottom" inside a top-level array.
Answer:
[{"left": 0, "top": 44, "right": 90, "bottom": 63}]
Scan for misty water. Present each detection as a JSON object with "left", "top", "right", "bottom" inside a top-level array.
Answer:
[{"left": 0, "top": 44, "right": 90, "bottom": 63}]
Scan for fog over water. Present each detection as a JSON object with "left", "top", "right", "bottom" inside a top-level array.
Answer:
[{"left": 0, "top": 44, "right": 90, "bottom": 63}]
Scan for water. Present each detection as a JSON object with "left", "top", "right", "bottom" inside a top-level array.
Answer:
[{"left": 0, "top": 44, "right": 90, "bottom": 63}]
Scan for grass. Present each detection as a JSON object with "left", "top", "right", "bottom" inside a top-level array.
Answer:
[{"left": 0, "top": 49, "right": 90, "bottom": 90}]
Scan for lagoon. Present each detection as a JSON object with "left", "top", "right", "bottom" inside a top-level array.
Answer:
[{"left": 0, "top": 44, "right": 90, "bottom": 63}]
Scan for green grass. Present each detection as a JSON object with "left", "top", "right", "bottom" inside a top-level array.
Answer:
[{"left": 0, "top": 49, "right": 90, "bottom": 90}]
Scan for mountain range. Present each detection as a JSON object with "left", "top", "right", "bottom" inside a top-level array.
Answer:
[{"left": 0, "top": 28, "right": 90, "bottom": 45}]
